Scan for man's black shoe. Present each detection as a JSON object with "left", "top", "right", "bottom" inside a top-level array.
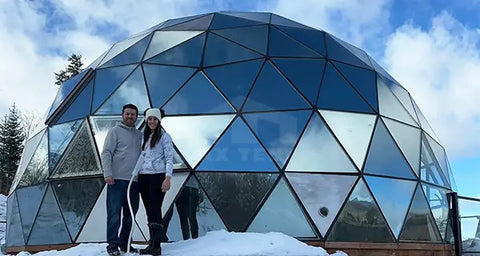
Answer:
[{"left": 107, "top": 248, "right": 121, "bottom": 256}]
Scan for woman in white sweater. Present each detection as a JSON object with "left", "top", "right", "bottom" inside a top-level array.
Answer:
[{"left": 136, "top": 108, "right": 173, "bottom": 256}]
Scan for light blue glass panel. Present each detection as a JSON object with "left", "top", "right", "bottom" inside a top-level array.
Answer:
[
  {"left": 56, "top": 79, "right": 93, "bottom": 124},
  {"left": 145, "top": 33, "right": 205, "bottom": 67},
  {"left": 269, "top": 26, "right": 320, "bottom": 57},
  {"left": 384, "top": 80, "right": 419, "bottom": 124},
  {"left": 101, "top": 33, "right": 152, "bottom": 68},
  {"left": 422, "top": 183, "right": 449, "bottom": 240},
  {"left": 271, "top": 14, "right": 312, "bottom": 29},
  {"left": 209, "top": 13, "right": 263, "bottom": 30},
  {"left": 412, "top": 99, "right": 439, "bottom": 142},
  {"left": 377, "top": 76, "right": 418, "bottom": 127},
  {"left": 19, "top": 131, "right": 49, "bottom": 187},
  {"left": 16, "top": 184, "right": 47, "bottom": 243},
  {"left": 6, "top": 193, "right": 25, "bottom": 247},
  {"left": 420, "top": 134, "right": 448, "bottom": 187},
  {"left": 212, "top": 25, "right": 268, "bottom": 54},
  {"left": 203, "top": 33, "right": 262, "bottom": 67},
  {"left": 143, "top": 31, "right": 203, "bottom": 60},
  {"left": 425, "top": 134, "right": 449, "bottom": 181},
  {"left": 48, "top": 119, "right": 83, "bottom": 170}
]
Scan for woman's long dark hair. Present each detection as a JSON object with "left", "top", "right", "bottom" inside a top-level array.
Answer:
[{"left": 142, "top": 109, "right": 165, "bottom": 150}]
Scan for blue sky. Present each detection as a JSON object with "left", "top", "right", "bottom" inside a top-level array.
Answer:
[{"left": 0, "top": 0, "right": 479, "bottom": 199}]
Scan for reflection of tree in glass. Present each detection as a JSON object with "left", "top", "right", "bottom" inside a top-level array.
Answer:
[{"left": 19, "top": 137, "right": 49, "bottom": 187}]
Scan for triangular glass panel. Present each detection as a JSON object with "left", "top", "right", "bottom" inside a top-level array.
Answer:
[
  {"left": 243, "top": 110, "right": 311, "bottom": 168},
  {"left": 333, "top": 61, "right": 378, "bottom": 111},
  {"left": 197, "top": 172, "right": 278, "bottom": 232},
  {"left": 95, "top": 66, "right": 151, "bottom": 114},
  {"left": 28, "top": 185, "right": 71, "bottom": 245},
  {"left": 76, "top": 186, "right": 107, "bottom": 242},
  {"left": 330, "top": 34, "right": 373, "bottom": 68},
  {"left": 247, "top": 178, "right": 316, "bottom": 237},
  {"left": 163, "top": 174, "right": 227, "bottom": 241},
  {"left": 420, "top": 134, "right": 448, "bottom": 187},
  {"left": 368, "top": 55, "right": 399, "bottom": 85},
  {"left": 16, "top": 184, "right": 47, "bottom": 243},
  {"left": 325, "top": 34, "right": 371, "bottom": 69},
  {"left": 383, "top": 78, "right": 419, "bottom": 124},
  {"left": 204, "top": 33, "right": 262, "bottom": 67},
  {"left": 243, "top": 61, "right": 309, "bottom": 112},
  {"left": 412, "top": 99, "right": 440, "bottom": 143},
  {"left": 273, "top": 58, "right": 326, "bottom": 105},
  {"left": 144, "top": 33, "right": 206, "bottom": 67},
  {"left": 364, "top": 119, "right": 415, "bottom": 179},
  {"left": 6, "top": 193, "right": 25, "bottom": 247},
  {"left": 160, "top": 14, "right": 207, "bottom": 30},
  {"left": 377, "top": 76, "right": 418, "bottom": 127},
  {"left": 365, "top": 175, "right": 416, "bottom": 239},
  {"left": 18, "top": 130, "right": 49, "bottom": 187},
  {"left": 197, "top": 117, "right": 278, "bottom": 172},
  {"left": 221, "top": 12, "right": 271, "bottom": 23},
  {"left": 84, "top": 48, "right": 110, "bottom": 70},
  {"left": 269, "top": 26, "right": 320, "bottom": 57},
  {"left": 317, "top": 63, "right": 374, "bottom": 113},
  {"left": 92, "top": 64, "right": 137, "bottom": 112},
  {"left": 51, "top": 121, "right": 102, "bottom": 178},
  {"left": 446, "top": 162, "right": 457, "bottom": 191},
  {"left": 319, "top": 110, "right": 376, "bottom": 170},
  {"left": 52, "top": 178, "right": 105, "bottom": 240},
  {"left": 49, "top": 119, "right": 83, "bottom": 170},
  {"left": 89, "top": 116, "right": 143, "bottom": 155},
  {"left": 383, "top": 117, "right": 421, "bottom": 177},
  {"left": 286, "top": 113, "right": 358, "bottom": 173},
  {"left": 57, "top": 79, "right": 93, "bottom": 124},
  {"left": 162, "top": 114, "right": 234, "bottom": 168},
  {"left": 163, "top": 71, "right": 234, "bottom": 114},
  {"left": 143, "top": 64, "right": 196, "bottom": 108},
  {"left": 327, "top": 179, "right": 394, "bottom": 242},
  {"left": 143, "top": 31, "right": 203, "bottom": 60},
  {"left": 209, "top": 13, "right": 263, "bottom": 30},
  {"left": 271, "top": 14, "right": 312, "bottom": 29},
  {"left": 100, "top": 33, "right": 152, "bottom": 68},
  {"left": 422, "top": 183, "right": 449, "bottom": 240},
  {"left": 205, "top": 59, "right": 263, "bottom": 110},
  {"left": 399, "top": 185, "right": 442, "bottom": 242},
  {"left": 286, "top": 173, "right": 357, "bottom": 237},
  {"left": 425, "top": 134, "right": 449, "bottom": 180},
  {"left": 212, "top": 25, "right": 268, "bottom": 54},
  {"left": 47, "top": 69, "right": 90, "bottom": 119},
  {"left": 163, "top": 14, "right": 213, "bottom": 31},
  {"left": 173, "top": 146, "right": 188, "bottom": 169},
  {"left": 161, "top": 172, "right": 190, "bottom": 218},
  {"left": 275, "top": 26, "right": 327, "bottom": 57},
  {"left": 98, "top": 33, "right": 150, "bottom": 67}
]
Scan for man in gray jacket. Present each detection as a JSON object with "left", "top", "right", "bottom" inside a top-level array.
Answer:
[{"left": 101, "top": 104, "right": 142, "bottom": 256}]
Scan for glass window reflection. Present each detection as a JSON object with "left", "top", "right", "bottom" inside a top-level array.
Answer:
[
  {"left": 56, "top": 79, "right": 93, "bottom": 125},
  {"left": 213, "top": 25, "right": 268, "bottom": 54},
  {"left": 269, "top": 26, "right": 320, "bottom": 57},
  {"left": 6, "top": 194, "right": 25, "bottom": 247},
  {"left": 145, "top": 33, "right": 205, "bottom": 67},
  {"left": 19, "top": 131, "right": 49, "bottom": 187},
  {"left": 204, "top": 33, "right": 262, "bottom": 67},
  {"left": 143, "top": 31, "right": 203, "bottom": 60},
  {"left": 325, "top": 34, "right": 370, "bottom": 69},
  {"left": 377, "top": 77, "right": 417, "bottom": 127},
  {"left": 420, "top": 134, "right": 448, "bottom": 187},
  {"left": 422, "top": 183, "right": 449, "bottom": 240},
  {"left": 49, "top": 119, "right": 83, "bottom": 170},
  {"left": 100, "top": 34, "right": 150, "bottom": 68},
  {"left": 274, "top": 26, "right": 326, "bottom": 56},
  {"left": 92, "top": 65, "right": 137, "bottom": 112},
  {"left": 459, "top": 198, "right": 480, "bottom": 251},
  {"left": 16, "top": 184, "right": 47, "bottom": 243}
]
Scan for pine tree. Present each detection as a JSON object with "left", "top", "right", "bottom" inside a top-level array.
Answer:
[
  {"left": 0, "top": 104, "right": 25, "bottom": 195},
  {"left": 54, "top": 54, "right": 84, "bottom": 86}
]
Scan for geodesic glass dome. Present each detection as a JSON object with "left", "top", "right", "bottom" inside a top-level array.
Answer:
[{"left": 7, "top": 12, "right": 457, "bottom": 250}]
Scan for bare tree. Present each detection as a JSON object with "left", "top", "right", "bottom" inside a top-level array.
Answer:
[{"left": 21, "top": 110, "right": 42, "bottom": 140}]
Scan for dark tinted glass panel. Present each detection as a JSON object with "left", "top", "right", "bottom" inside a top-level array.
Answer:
[
  {"left": 247, "top": 178, "right": 316, "bottom": 237},
  {"left": 145, "top": 33, "right": 205, "bottom": 67},
  {"left": 377, "top": 77, "right": 417, "bottom": 127},
  {"left": 92, "top": 64, "right": 136, "bottom": 111},
  {"left": 364, "top": 119, "right": 416, "bottom": 179},
  {"left": 271, "top": 14, "right": 312, "bottom": 29},
  {"left": 269, "top": 26, "right": 320, "bottom": 57},
  {"left": 399, "top": 185, "right": 441, "bottom": 242},
  {"left": 286, "top": 113, "right": 357, "bottom": 172},
  {"left": 422, "top": 183, "right": 449, "bottom": 240},
  {"left": 57, "top": 79, "right": 93, "bottom": 124},
  {"left": 164, "top": 14, "right": 213, "bottom": 31},
  {"left": 47, "top": 69, "right": 89, "bottom": 119},
  {"left": 273, "top": 58, "right": 326, "bottom": 105},
  {"left": 196, "top": 172, "right": 278, "bottom": 231},
  {"left": 163, "top": 72, "right": 234, "bottom": 114},
  {"left": 209, "top": 13, "right": 263, "bottom": 30},
  {"left": 95, "top": 66, "right": 150, "bottom": 114},
  {"left": 325, "top": 34, "right": 370, "bottom": 69},
  {"left": 368, "top": 55, "right": 398, "bottom": 85},
  {"left": 163, "top": 175, "right": 226, "bottom": 241},
  {"left": 162, "top": 115, "right": 234, "bottom": 168},
  {"left": 6, "top": 194, "right": 25, "bottom": 247},
  {"left": 19, "top": 131, "right": 49, "bottom": 187},
  {"left": 161, "top": 14, "right": 206, "bottom": 29},
  {"left": 197, "top": 118, "right": 278, "bottom": 172},
  {"left": 287, "top": 173, "right": 357, "bottom": 237},
  {"left": 333, "top": 61, "right": 377, "bottom": 111},
  {"left": 143, "top": 64, "right": 195, "bottom": 108},
  {"left": 143, "top": 31, "right": 203, "bottom": 60},
  {"left": 221, "top": 12, "right": 271, "bottom": 23},
  {"left": 420, "top": 134, "right": 448, "bottom": 187},
  {"left": 275, "top": 26, "right": 326, "bottom": 56},
  {"left": 365, "top": 175, "right": 416, "bottom": 239},
  {"left": 318, "top": 63, "right": 374, "bottom": 113},
  {"left": 16, "top": 184, "right": 47, "bottom": 242},
  {"left": 204, "top": 33, "right": 262, "bottom": 67},
  {"left": 243, "top": 61, "right": 309, "bottom": 112},
  {"left": 53, "top": 178, "right": 104, "bottom": 240},
  {"left": 205, "top": 59, "right": 263, "bottom": 110},
  {"left": 327, "top": 179, "right": 394, "bottom": 242},
  {"left": 330, "top": 35, "right": 372, "bottom": 68},
  {"left": 101, "top": 34, "right": 151, "bottom": 68},
  {"left": 51, "top": 122, "right": 102, "bottom": 178},
  {"left": 244, "top": 110, "right": 310, "bottom": 168},
  {"left": 383, "top": 117, "right": 421, "bottom": 177},
  {"left": 27, "top": 186, "right": 71, "bottom": 245},
  {"left": 213, "top": 25, "right": 268, "bottom": 54},
  {"left": 49, "top": 119, "right": 83, "bottom": 170}
]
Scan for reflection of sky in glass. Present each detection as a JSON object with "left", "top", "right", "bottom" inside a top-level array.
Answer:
[
  {"left": 377, "top": 77, "right": 417, "bottom": 127},
  {"left": 162, "top": 172, "right": 189, "bottom": 217},
  {"left": 286, "top": 173, "right": 357, "bottom": 236},
  {"left": 459, "top": 198, "right": 480, "bottom": 242},
  {"left": 19, "top": 132, "right": 49, "bottom": 187},
  {"left": 287, "top": 114, "right": 357, "bottom": 172},
  {"left": 6, "top": 194, "right": 24, "bottom": 247},
  {"left": 90, "top": 116, "right": 123, "bottom": 153},
  {"left": 162, "top": 115, "right": 234, "bottom": 168},
  {"left": 98, "top": 34, "right": 146, "bottom": 66},
  {"left": 49, "top": 119, "right": 83, "bottom": 169},
  {"left": 144, "top": 31, "right": 202, "bottom": 60},
  {"left": 422, "top": 184, "right": 449, "bottom": 239},
  {"left": 16, "top": 184, "right": 46, "bottom": 242}
]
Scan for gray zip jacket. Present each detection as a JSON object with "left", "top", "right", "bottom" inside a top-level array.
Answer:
[{"left": 101, "top": 122, "right": 142, "bottom": 181}]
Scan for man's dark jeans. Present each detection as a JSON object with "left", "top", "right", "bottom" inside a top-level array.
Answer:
[{"left": 106, "top": 180, "right": 139, "bottom": 252}]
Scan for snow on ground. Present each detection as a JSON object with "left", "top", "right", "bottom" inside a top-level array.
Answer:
[{"left": 0, "top": 194, "right": 6, "bottom": 250}]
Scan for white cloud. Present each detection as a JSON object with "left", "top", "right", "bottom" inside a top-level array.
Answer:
[{"left": 383, "top": 11, "right": 480, "bottom": 158}]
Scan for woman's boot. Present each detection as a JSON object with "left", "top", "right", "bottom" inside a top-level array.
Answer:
[{"left": 140, "top": 223, "right": 162, "bottom": 255}]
